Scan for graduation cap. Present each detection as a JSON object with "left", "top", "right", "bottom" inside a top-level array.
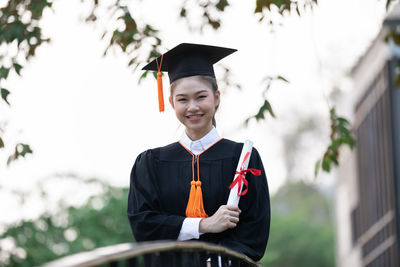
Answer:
[{"left": 142, "top": 43, "right": 237, "bottom": 112}]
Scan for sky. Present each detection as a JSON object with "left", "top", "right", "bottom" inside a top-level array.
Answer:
[{"left": 0, "top": 0, "right": 389, "bottom": 225}]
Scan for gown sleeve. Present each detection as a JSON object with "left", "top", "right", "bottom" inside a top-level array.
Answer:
[
  {"left": 219, "top": 147, "right": 271, "bottom": 262},
  {"left": 127, "top": 149, "right": 185, "bottom": 241}
]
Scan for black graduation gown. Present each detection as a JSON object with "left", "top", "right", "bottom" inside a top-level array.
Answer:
[{"left": 127, "top": 138, "right": 270, "bottom": 262}]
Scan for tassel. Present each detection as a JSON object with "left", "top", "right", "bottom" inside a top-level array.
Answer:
[
  {"left": 156, "top": 55, "right": 164, "bottom": 112},
  {"left": 185, "top": 181, "right": 196, "bottom": 217},
  {"left": 157, "top": 71, "right": 164, "bottom": 112},
  {"left": 186, "top": 181, "right": 208, "bottom": 218},
  {"left": 194, "top": 181, "right": 208, "bottom": 217}
]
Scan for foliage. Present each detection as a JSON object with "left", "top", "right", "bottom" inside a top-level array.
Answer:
[
  {"left": 0, "top": 178, "right": 132, "bottom": 267},
  {"left": 2, "top": 0, "right": 392, "bottom": 174},
  {"left": 260, "top": 181, "right": 335, "bottom": 267},
  {"left": 179, "top": 0, "right": 229, "bottom": 32},
  {"left": 0, "top": 0, "right": 51, "bottom": 164},
  {"left": 83, "top": 0, "right": 164, "bottom": 71},
  {"left": 245, "top": 75, "right": 288, "bottom": 125},
  {"left": 314, "top": 107, "right": 355, "bottom": 177},
  {"left": 255, "top": 0, "right": 318, "bottom": 23},
  {"left": 0, "top": 177, "right": 335, "bottom": 267},
  {"left": 6, "top": 143, "right": 33, "bottom": 166}
]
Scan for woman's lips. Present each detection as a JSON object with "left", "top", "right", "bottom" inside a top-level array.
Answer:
[{"left": 186, "top": 114, "right": 203, "bottom": 121}]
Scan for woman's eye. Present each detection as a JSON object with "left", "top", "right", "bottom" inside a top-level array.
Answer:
[
  {"left": 198, "top": 95, "right": 206, "bottom": 99},
  {"left": 177, "top": 98, "right": 187, "bottom": 102}
]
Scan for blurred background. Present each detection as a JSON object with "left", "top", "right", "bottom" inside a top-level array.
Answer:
[{"left": 0, "top": 0, "right": 399, "bottom": 266}]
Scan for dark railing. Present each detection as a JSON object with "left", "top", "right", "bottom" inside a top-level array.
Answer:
[{"left": 39, "top": 241, "right": 261, "bottom": 267}]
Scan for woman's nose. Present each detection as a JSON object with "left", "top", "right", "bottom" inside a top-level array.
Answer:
[{"left": 188, "top": 99, "right": 199, "bottom": 111}]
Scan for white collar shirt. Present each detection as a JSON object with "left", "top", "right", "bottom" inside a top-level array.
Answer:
[{"left": 179, "top": 127, "right": 221, "bottom": 155}]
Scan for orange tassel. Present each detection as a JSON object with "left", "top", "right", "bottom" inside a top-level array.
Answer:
[
  {"left": 156, "top": 55, "right": 164, "bottom": 112},
  {"left": 194, "top": 181, "right": 208, "bottom": 217},
  {"left": 186, "top": 181, "right": 208, "bottom": 218},
  {"left": 185, "top": 181, "right": 196, "bottom": 216},
  {"left": 157, "top": 71, "right": 164, "bottom": 112}
]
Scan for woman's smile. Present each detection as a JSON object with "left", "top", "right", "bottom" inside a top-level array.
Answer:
[{"left": 186, "top": 114, "right": 204, "bottom": 121}]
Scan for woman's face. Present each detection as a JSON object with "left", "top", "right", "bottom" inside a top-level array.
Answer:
[{"left": 169, "top": 76, "right": 220, "bottom": 140}]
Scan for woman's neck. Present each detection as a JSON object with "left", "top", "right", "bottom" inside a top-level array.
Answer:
[{"left": 186, "top": 126, "right": 213, "bottom": 141}]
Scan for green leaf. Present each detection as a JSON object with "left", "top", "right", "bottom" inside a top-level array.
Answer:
[
  {"left": 314, "top": 159, "right": 320, "bottom": 177},
  {"left": 337, "top": 117, "right": 349, "bottom": 125},
  {"left": 0, "top": 67, "right": 10, "bottom": 79},
  {"left": 216, "top": 0, "right": 230, "bottom": 11},
  {"left": 18, "top": 144, "right": 33, "bottom": 157},
  {"left": 180, "top": 7, "right": 187, "bottom": 17},
  {"left": 254, "top": 2, "right": 263, "bottom": 13},
  {"left": 296, "top": 6, "right": 300, "bottom": 16},
  {"left": 7, "top": 143, "right": 33, "bottom": 165},
  {"left": 386, "top": 0, "right": 392, "bottom": 10},
  {"left": 128, "top": 57, "right": 137, "bottom": 67},
  {"left": 13, "top": 63, "right": 23, "bottom": 76},
  {"left": 329, "top": 154, "right": 339, "bottom": 165},
  {"left": 337, "top": 125, "right": 350, "bottom": 135},
  {"left": 1, "top": 88, "right": 11, "bottom": 105},
  {"left": 0, "top": 137, "right": 4, "bottom": 149},
  {"left": 343, "top": 136, "right": 356, "bottom": 149},
  {"left": 330, "top": 139, "right": 340, "bottom": 151},
  {"left": 138, "top": 70, "right": 149, "bottom": 84},
  {"left": 263, "top": 99, "right": 276, "bottom": 118},
  {"left": 322, "top": 157, "right": 331, "bottom": 172},
  {"left": 277, "top": 75, "right": 289, "bottom": 83},
  {"left": 329, "top": 107, "right": 336, "bottom": 117}
]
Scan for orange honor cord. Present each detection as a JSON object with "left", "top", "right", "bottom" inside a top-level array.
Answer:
[
  {"left": 156, "top": 55, "right": 164, "bottom": 112},
  {"left": 179, "top": 138, "right": 223, "bottom": 218},
  {"left": 186, "top": 155, "right": 196, "bottom": 216}
]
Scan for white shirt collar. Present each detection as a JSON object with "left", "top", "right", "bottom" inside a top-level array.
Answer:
[{"left": 180, "top": 127, "right": 221, "bottom": 155}]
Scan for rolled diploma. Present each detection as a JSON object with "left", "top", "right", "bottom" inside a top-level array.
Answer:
[{"left": 227, "top": 140, "right": 254, "bottom": 206}]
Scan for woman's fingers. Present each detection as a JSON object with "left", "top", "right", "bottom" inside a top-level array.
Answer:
[
  {"left": 228, "top": 210, "right": 240, "bottom": 218},
  {"left": 200, "top": 205, "right": 241, "bottom": 233},
  {"left": 230, "top": 216, "right": 239, "bottom": 223},
  {"left": 225, "top": 205, "right": 241, "bottom": 213}
]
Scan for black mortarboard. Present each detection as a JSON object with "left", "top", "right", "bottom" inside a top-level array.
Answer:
[{"left": 142, "top": 43, "right": 237, "bottom": 112}]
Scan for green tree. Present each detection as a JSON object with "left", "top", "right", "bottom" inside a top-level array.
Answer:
[
  {"left": 260, "top": 181, "right": 335, "bottom": 267},
  {"left": 0, "top": 177, "right": 132, "bottom": 267},
  {"left": 1, "top": 178, "right": 335, "bottom": 267}
]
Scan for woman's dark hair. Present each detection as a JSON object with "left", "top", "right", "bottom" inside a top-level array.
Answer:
[{"left": 170, "top": 75, "right": 219, "bottom": 127}]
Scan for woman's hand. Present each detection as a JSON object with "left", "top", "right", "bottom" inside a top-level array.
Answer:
[{"left": 199, "top": 205, "right": 241, "bottom": 234}]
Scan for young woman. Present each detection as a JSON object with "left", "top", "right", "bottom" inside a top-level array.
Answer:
[{"left": 127, "top": 43, "right": 270, "bottom": 263}]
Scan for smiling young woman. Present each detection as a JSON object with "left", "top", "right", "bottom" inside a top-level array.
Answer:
[{"left": 127, "top": 43, "right": 270, "bottom": 265}]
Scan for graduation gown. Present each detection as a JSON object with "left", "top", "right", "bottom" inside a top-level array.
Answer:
[{"left": 127, "top": 138, "right": 270, "bottom": 262}]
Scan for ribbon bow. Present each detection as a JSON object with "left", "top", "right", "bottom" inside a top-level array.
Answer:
[{"left": 228, "top": 152, "right": 261, "bottom": 196}]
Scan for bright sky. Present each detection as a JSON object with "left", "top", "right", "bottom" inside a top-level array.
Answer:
[{"left": 0, "top": 0, "right": 388, "bottom": 225}]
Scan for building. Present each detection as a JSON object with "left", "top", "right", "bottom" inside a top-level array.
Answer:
[{"left": 335, "top": 4, "right": 400, "bottom": 267}]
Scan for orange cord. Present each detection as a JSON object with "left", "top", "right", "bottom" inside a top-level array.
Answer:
[{"left": 179, "top": 138, "right": 223, "bottom": 218}]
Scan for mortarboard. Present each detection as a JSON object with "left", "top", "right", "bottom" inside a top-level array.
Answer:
[{"left": 142, "top": 43, "right": 237, "bottom": 112}]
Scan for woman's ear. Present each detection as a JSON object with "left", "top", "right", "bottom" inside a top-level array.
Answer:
[
  {"left": 169, "top": 96, "right": 174, "bottom": 108},
  {"left": 215, "top": 90, "right": 221, "bottom": 108}
]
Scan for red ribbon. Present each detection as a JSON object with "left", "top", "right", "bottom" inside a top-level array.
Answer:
[{"left": 228, "top": 152, "right": 261, "bottom": 196}]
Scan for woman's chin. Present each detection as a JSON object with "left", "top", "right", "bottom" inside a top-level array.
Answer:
[{"left": 184, "top": 122, "right": 212, "bottom": 135}]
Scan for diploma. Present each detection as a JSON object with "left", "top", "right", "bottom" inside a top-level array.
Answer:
[{"left": 227, "top": 140, "right": 254, "bottom": 206}]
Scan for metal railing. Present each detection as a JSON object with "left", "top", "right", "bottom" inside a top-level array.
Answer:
[{"left": 39, "top": 241, "right": 261, "bottom": 267}]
